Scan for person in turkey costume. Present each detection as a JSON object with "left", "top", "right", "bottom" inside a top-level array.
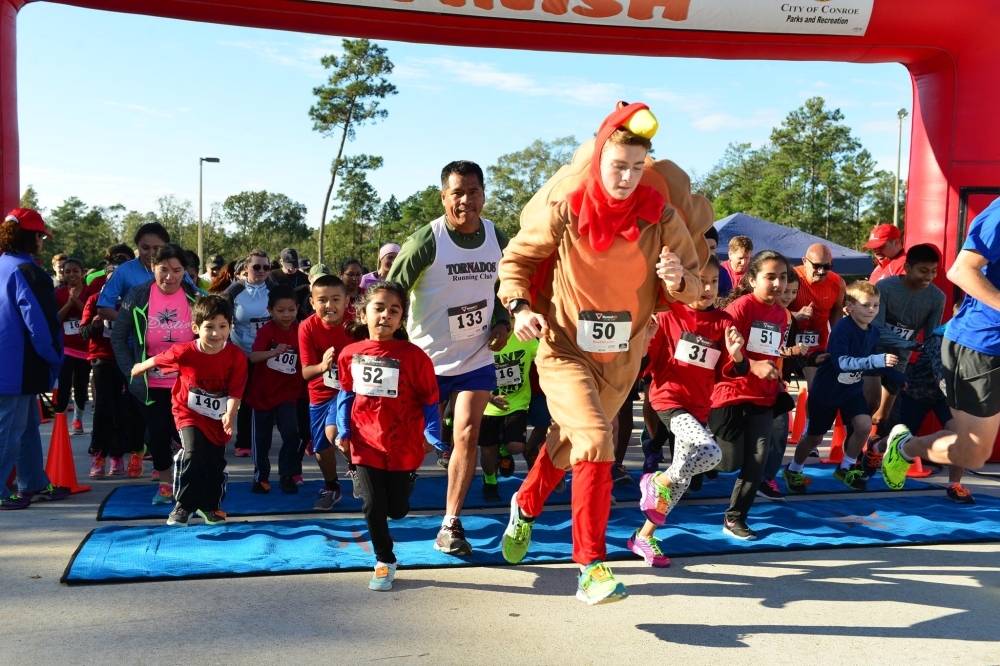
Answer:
[{"left": 498, "top": 102, "right": 709, "bottom": 604}]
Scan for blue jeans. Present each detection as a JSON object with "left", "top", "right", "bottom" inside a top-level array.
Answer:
[{"left": 0, "top": 394, "right": 52, "bottom": 495}]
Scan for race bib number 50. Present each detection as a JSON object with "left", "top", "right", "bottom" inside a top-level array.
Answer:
[
  {"left": 187, "top": 388, "right": 227, "bottom": 420},
  {"left": 746, "top": 320, "right": 781, "bottom": 356},
  {"left": 448, "top": 300, "right": 489, "bottom": 341},
  {"left": 577, "top": 311, "right": 631, "bottom": 353},
  {"left": 352, "top": 355, "right": 400, "bottom": 398},
  {"left": 674, "top": 332, "right": 722, "bottom": 370}
]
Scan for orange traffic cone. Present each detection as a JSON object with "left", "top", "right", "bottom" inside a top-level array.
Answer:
[
  {"left": 821, "top": 413, "right": 846, "bottom": 464},
  {"left": 44, "top": 413, "right": 90, "bottom": 494},
  {"left": 788, "top": 388, "right": 808, "bottom": 444},
  {"left": 906, "top": 456, "right": 933, "bottom": 478}
]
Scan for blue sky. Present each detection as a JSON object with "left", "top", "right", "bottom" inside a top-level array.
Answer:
[{"left": 18, "top": 3, "right": 912, "bottom": 230}]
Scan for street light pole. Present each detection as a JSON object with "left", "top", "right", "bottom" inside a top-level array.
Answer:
[
  {"left": 893, "top": 108, "right": 908, "bottom": 228},
  {"left": 198, "top": 157, "right": 220, "bottom": 262}
]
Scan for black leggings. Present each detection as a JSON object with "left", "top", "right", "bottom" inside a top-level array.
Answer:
[
  {"left": 709, "top": 403, "right": 774, "bottom": 523},
  {"left": 133, "top": 389, "right": 178, "bottom": 472},
  {"left": 90, "top": 361, "right": 129, "bottom": 457},
  {"left": 174, "top": 426, "right": 228, "bottom": 513},
  {"left": 56, "top": 355, "right": 91, "bottom": 413},
  {"left": 234, "top": 360, "right": 253, "bottom": 450},
  {"left": 353, "top": 465, "right": 414, "bottom": 564}
]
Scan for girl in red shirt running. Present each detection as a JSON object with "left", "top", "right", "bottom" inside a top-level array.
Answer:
[
  {"left": 326, "top": 280, "right": 445, "bottom": 592},
  {"left": 630, "top": 256, "right": 745, "bottom": 566},
  {"left": 710, "top": 250, "right": 790, "bottom": 540}
]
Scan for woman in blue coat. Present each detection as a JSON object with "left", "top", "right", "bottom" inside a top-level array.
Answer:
[{"left": 0, "top": 209, "right": 70, "bottom": 510}]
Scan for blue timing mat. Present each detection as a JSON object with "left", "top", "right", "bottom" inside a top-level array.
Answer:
[
  {"left": 64, "top": 494, "right": 999, "bottom": 585},
  {"left": 95, "top": 465, "right": 940, "bottom": 521}
]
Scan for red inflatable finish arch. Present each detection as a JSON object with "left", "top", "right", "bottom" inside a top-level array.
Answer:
[{"left": 1, "top": 0, "right": 999, "bottom": 270}]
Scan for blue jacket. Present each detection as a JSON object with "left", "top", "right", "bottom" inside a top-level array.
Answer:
[
  {"left": 811, "top": 316, "right": 906, "bottom": 404},
  {"left": 0, "top": 252, "right": 63, "bottom": 394}
]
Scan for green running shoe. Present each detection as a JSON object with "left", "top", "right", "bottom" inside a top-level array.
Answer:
[
  {"left": 882, "top": 424, "right": 913, "bottom": 490},
  {"left": 781, "top": 465, "right": 810, "bottom": 494},
  {"left": 833, "top": 467, "right": 868, "bottom": 491},
  {"left": 501, "top": 492, "right": 533, "bottom": 564},
  {"left": 576, "top": 562, "right": 628, "bottom": 605}
]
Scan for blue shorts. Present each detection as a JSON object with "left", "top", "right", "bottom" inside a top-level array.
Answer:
[
  {"left": 805, "top": 392, "right": 869, "bottom": 437},
  {"left": 309, "top": 400, "right": 335, "bottom": 453},
  {"left": 527, "top": 392, "right": 551, "bottom": 429},
  {"left": 436, "top": 363, "right": 496, "bottom": 401}
]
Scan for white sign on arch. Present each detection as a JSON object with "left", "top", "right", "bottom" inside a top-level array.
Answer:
[{"left": 308, "top": 0, "right": 875, "bottom": 37}]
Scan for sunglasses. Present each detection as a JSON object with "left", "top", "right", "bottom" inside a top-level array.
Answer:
[
  {"left": 250, "top": 264, "right": 269, "bottom": 272},
  {"left": 805, "top": 258, "right": 833, "bottom": 271}
]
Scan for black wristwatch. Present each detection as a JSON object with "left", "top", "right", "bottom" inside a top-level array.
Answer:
[{"left": 508, "top": 299, "right": 530, "bottom": 315}]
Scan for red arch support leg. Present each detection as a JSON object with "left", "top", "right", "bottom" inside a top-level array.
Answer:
[{"left": 0, "top": 1, "right": 18, "bottom": 214}]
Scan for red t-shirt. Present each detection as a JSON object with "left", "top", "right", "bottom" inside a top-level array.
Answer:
[
  {"left": 647, "top": 307, "right": 737, "bottom": 422},
  {"left": 870, "top": 252, "right": 906, "bottom": 283},
  {"left": 788, "top": 265, "right": 846, "bottom": 350},
  {"left": 712, "top": 294, "right": 787, "bottom": 409},
  {"left": 245, "top": 320, "right": 303, "bottom": 411},
  {"left": 81, "top": 292, "right": 114, "bottom": 361},
  {"left": 299, "top": 313, "right": 353, "bottom": 405},
  {"left": 338, "top": 339, "right": 439, "bottom": 471},
  {"left": 720, "top": 260, "right": 744, "bottom": 290},
  {"left": 55, "top": 285, "right": 89, "bottom": 359},
  {"left": 154, "top": 341, "right": 248, "bottom": 446}
]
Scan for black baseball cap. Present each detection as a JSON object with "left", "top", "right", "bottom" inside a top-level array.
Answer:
[{"left": 280, "top": 248, "right": 299, "bottom": 268}]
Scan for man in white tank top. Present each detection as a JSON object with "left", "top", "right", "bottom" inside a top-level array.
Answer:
[{"left": 388, "top": 161, "right": 512, "bottom": 556}]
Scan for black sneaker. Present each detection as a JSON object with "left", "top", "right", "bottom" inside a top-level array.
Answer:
[
  {"left": 723, "top": 517, "right": 757, "bottom": 540},
  {"left": 859, "top": 435, "right": 884, "bottom": 478},
  {"left": 554, "top": 477, "right": 567, "bottom": 494},
  {"left": 611, "top": 463, "right": 632, "bottom": 485},
  {"left": 435, "top": 518, "right": 472, "bottom": 555},
  {"left": 833, "top": 467, "right": 868, "bottom": 491},
  {"left": 408, "top": 472, "right": 418, "bottom": 497},
  {"left": 347, "top": 465, "right": 362, "bottom": 499},
  {"left": 482, "top": 482, "right": 502, "bottom": 503},
  {"left": 279, "top": 476, "right": 299, "bottom": 494},
  {"left": 498, "top": 452, "right": 516, "bottom": 478},
  {"left": 946, "top": 483, "right": 976, "bottom": 504},
  {"left": 689, "top": 473, "right": 703, "bottom": 492},
  {"left": 756, "top": 478, "right": 785, "bottom": 501},
  {"left": 166, "top": 505, "right": 190, "bottom": 526},
  {"left": 782, "top": 465, "right": 810, "bottom": 495},
  {"left": 313, "top": 485, "right": 342, "bottom": 511},
  {"left": 25, "top": 484, "right": 71, "bottom": 502},
  {"left": 251, "top": 480, "right": 271, "bottom": 494},
  {"left": 436, "top": 449, "right": 451, "bottom": 469},
  {"left": 808, "top": 448, "right": 820, "bottom": 458},
  {"left": 196, "top": 508, "right": 227, "bottom": 525}
]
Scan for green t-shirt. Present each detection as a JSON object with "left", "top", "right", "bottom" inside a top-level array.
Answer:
[{"left": 485, "top": 335, "right": 538, "bottom": 416}]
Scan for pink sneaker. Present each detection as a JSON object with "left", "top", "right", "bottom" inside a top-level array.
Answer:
[
  {"left": 235, "top": 448, "right": 251, "bottom": 457},
  {"left": 151, "top": 470, "right": 161, "bottom": 482},
  {"left": 89, "top": 456, "right": 106, "bottom": 477},
  {"left": 72, "top": 418, "right": 84, "bottom": 435},
  {"left": 627, "top": 531, "right": 671, "bottom": 568},
  {"left": 639, "top": 472, "right": 671, "bottom": 526},
  {"left": 109, "top": 456, "right": 126, "bottom": 476},
  {"left": 293, "top": 474, "right": 305, "bottom": 486},
  {"left": 127, "top": 452, "right": 144, "bottom": 478}
]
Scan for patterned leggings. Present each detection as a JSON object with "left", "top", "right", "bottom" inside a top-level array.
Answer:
[{"left": 661, "top": 411, "right": 723, "bottom": 517}]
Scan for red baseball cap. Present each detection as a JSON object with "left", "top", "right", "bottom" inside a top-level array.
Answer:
[
  {"left": 5, "top": 208, "right": 52, "bottom": 238},
  {"left": 862, "top": 223, "right": 900, "bottom": 249}
]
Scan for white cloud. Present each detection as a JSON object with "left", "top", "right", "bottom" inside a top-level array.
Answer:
[
  {"left": 99, "top": 100, "right": 174, "bottom": 118},
  {"left": 219, "top": 37, "right": 341, "bottom": 77},
  {"left": 396, "top": 57, "right": 623, "bottom": 106},
  {"left": 691, "top": 109, "right": 780, "bottom": 132}
]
